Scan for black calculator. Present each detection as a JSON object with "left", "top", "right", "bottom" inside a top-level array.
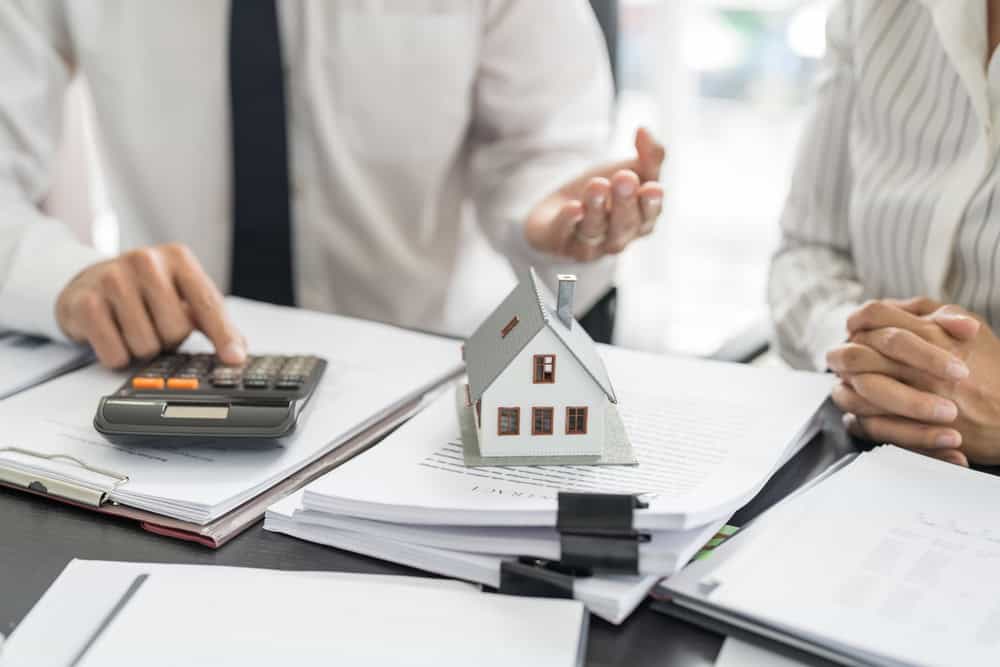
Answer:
[{"left": 93, "top": 353, "right": 327, "bottom": 439}]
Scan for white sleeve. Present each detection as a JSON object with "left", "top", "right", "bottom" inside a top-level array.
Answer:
[
  {"left": 468, "top": 0, "right": 617, "bottom": 312},
  {"left": 0, "top": 1, "right": 105, "bottom": 341},
  {"left": 767, "top": 0, "right": 863, "bottom": 371}
]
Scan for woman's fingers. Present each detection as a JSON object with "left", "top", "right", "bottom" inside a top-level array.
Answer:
[{"left": 848, "top": 373, "right": 958, "bottom": 423}]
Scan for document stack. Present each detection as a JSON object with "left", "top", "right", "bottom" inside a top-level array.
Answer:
[
  {"left": 660, "top": 445, "right": 1000, "bottom": 667},
  {"left": 266, "top": 346, "right": 835, "bottom": 624},
  {"left": 0, "top": 298, "right": 463, "bottom": 545}
]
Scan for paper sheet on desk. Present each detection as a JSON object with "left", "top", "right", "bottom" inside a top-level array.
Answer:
[
  {"left": 0, "top": 298, "right": 462, "bottom": 524},
  {"left": 304, "top": 346, "right": 834, "bottom": 530},
  {"left": 0, "top": 560, "right": 585, "bottom": 667},
  {"left": 0, "top": 330, "right": 92, "bottom": 400},
  {"left": 0, "top": 560, "right": 478, "bottom": 667},
  {"left": 705, "top": 446, "right": 1000, "bottom": 667},
  {"left": 715, "top": 637, "right": 813, "bottom": 667}
]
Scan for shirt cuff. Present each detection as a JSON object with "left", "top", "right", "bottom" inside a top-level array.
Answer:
[
  {"left": 804, "top": 301, "right": 861, "bottom": 371},
  {"left": 0, "top": 223, "right": 106, "bottom": 341},
  {"left": 501, "top": 216, "right": 617, "bottom": 316}
]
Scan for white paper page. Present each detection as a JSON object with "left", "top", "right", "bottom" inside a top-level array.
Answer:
[
  {"left": 0, "top": 560, "right": 478, "bottom": 667},
  {"left": 50, "top": 564, "right": 585, "bottom": 667},
  {"left": 0, "top": 331, "right": 92, "bottom": 400},
  {"left": 715, "top": 637, "right": 813, "bottom": 667},
  {"left": 303, "top": 347, "right": 834, "bottom": 530},
  {"left": 0, "top": 299, "right": 461, "bottom": 523},
  {"left": 706, "top": 446, "right": 1000, "bottom": 667}
]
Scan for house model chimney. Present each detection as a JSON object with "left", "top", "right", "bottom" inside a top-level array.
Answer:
[{"left": 556, "top": 274, "right": 576, "bottom": 328}]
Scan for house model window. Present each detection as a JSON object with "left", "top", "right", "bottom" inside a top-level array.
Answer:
[
  {"left": 533, "top": 355, "right": 555, "bottom": 383},
  {"left": 498, "top": 407, "right": 520, "bottom": 435},
  {"left": 566, "top": 407, "right": 588, "bottom": 434},
  {"left": 532, "top": 407, "right": 554, "bottom": 435}
]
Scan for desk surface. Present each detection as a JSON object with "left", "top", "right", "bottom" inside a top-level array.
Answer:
[{"left": 0, "top": 401, "right": 856, "bottom": 667}]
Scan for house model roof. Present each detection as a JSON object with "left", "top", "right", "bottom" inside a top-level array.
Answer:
[{"left": 464, "top": 268, "right": 617, "bottom": 404}]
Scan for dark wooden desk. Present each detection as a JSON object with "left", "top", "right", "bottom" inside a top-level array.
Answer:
[{"left": 0, "top": 401, "right": 856, "bottom": 667}]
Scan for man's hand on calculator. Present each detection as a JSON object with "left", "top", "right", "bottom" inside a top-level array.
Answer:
[{"left": 56, "top": 243, "right": 247, "bottom": 369}]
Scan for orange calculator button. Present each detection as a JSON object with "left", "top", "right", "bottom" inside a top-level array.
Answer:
[
  {"left": 166, "top": 377, "right": 200, "bottom": 390},
  {"left": 132, "top": 376, "right": 165, "bottom": 390}
]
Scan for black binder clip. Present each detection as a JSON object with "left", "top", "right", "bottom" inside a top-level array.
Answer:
[
  {"left": 498, "top": 557, "right": 586, "bottom": 599},
  {"left": 554, "top": 492, "right": 650, "bottom": 575}
]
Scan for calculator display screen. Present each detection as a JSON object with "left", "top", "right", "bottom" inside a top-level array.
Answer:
[{"left": 162, "top": 405, "right": 230, "bottom": 420}]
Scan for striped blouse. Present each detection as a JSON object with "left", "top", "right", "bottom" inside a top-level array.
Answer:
[{"left": 768, "top": 0, "right": 1000, "bottom": 370}]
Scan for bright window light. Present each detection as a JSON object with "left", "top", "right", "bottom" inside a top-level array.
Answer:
[
  {"left": 682, "top": 13, "right": 749, "bottom": 72},
  {"left": 787, "top": 2, "right": 831, "bottom": 60}
]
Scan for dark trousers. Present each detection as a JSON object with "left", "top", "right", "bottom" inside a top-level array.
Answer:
[{"left": 578, "top": 288, "right": 617, "bottom": 344}]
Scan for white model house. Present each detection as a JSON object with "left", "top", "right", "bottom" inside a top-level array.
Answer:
[{"left": 462, "top": 269, "right": 618, "bottom": 459}]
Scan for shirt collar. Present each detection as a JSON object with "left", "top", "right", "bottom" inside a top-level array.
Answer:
[{"left": 914, "top": 0, "right": 991, "bottom": 129}]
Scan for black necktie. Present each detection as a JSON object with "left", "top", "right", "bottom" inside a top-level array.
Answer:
[{"left": 228, "top": 0, "right": 295, "bottom": 306}]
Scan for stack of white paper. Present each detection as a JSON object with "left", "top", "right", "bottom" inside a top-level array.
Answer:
[
  {"left": 0, "top": 330, "right": 93, "bottom": 400},
  {"left": 266, "top": 346, "right": 834, "bottom": 624},
  {"left": 0, "top": 298, "right": 462, "bottom": 524},
  {"left": 0, "top": 560, "right": 588, "bottom": 667},
  {"left": 663, "top": 446, "right": 1000, "bottom": 667},
  {"left": 268, "top": 491, "right": 659, "bottom": 626}
]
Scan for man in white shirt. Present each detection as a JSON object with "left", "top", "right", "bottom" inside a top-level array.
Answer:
[
  {"left": 769, "top": 0, "right": 1000, "bottom": 466},
  {"left": 0, "top": 1, "right": 664, "bottom": 369}
]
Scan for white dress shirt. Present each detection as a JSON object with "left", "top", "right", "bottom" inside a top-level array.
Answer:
[
  {"left": 769, "top": 0, "right": 1000, "bottom": 370},
  {"left": 0, "top": 0, "right": 616, "bottom": 341}
]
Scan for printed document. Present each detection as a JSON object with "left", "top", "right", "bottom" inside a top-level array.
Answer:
[{"left": 303, "top": 347, "right": 834, "bottom": 530}]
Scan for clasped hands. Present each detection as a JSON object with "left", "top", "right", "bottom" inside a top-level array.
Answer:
[{"left": 828, "top": 298, "right": 1000, "bottom": 466}]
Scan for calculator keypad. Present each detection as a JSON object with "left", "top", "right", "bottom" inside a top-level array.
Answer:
[{"left": 130, "top": 354, "right": 322, "bottom": 392}]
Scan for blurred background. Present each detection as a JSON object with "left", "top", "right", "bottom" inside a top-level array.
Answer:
[
  {"left": 49, "top": 0, "right": 833, "bottom": 356},
  {"left": 451, "top": 0, "right": 834, "bottom": 356},
  {"left": 611, "top": 0, "right": 832, "bottom": 356}
]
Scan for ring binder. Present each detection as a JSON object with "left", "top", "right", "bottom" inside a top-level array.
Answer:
[{"left": 0, "top": 447, "right": 129, "bottom": 508}]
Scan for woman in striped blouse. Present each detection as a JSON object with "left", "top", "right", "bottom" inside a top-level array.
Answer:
[{"left": 768, "top": 0, "right": 1000, "bottom": 466}]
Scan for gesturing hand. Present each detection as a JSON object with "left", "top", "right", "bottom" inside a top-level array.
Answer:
[
  {"left": 524, "top": 127, "right": 666, "bottom": 262},
  {"left": 827, "top": 298, "right": 1000, "bottom": 466},
  {"left": 57, "top": 243, "right": 246, "bottom": 369}
]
